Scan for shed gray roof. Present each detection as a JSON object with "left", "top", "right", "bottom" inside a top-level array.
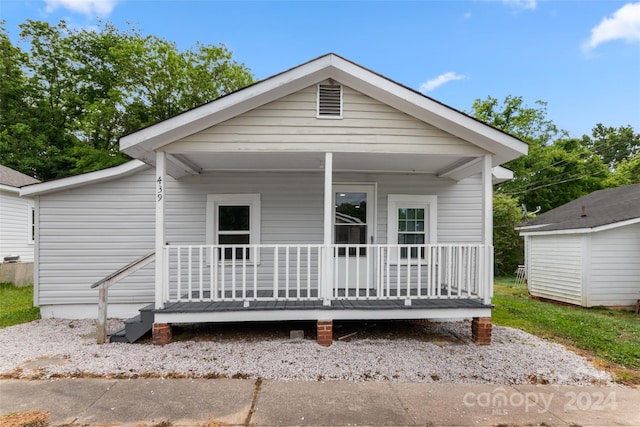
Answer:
[
  {"left": 518, "top": 183, "right": 640, "bottom": 233},
  {"left": 0, "top": 165, "right": 40, "bottom": 188}
]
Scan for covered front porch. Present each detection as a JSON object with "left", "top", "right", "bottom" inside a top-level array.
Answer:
[{"left": 143, "top": 148, "right": 496, "bottom": 346}]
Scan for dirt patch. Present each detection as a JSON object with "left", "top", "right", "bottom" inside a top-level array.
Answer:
[{"left": 0, "top": 411, "right": 49, "bottom": 427}]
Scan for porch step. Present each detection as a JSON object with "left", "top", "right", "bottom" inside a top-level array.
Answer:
[{"left": 109, "top": 304, "right": 155, "bottom": 343}]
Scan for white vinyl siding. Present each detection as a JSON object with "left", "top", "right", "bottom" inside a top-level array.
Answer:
[
  {"left": 0, "top": 190, "right": 35, "bottom": 262},
  {"left": 169, "top": 84, "right": 484, "bottom": 156},
  {"left": 527, "top": 235, "right": 583, "bottom": 305},
  {"left": 588, "top": 223, "right": 640, "bottom": 307},
  {"left": 37, "top": 167, "right": 157, "bottom": 306},
  {"left": 36, "top": 168, "right": 483, "bottom": 311}
]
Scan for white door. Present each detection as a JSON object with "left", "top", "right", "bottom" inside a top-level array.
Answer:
[{"left": 333, "top": 184, "right": 375, "bottom": 295}]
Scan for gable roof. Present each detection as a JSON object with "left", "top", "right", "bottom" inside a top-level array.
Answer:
[
  {"left": 518, "top": 183, "right": 640, "bottom": 234},
  {"left": 0, "top": 165, "right": 40, "bottom": 191},
  {"left": 120, "top": 53, "right": 528, "bottom": 177}
]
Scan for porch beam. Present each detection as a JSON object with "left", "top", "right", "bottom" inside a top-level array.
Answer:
[
  {"left": 166, "top": 153, "right": 201, "bottom": 176},
  {"left": 436, "top": 157, "right": 481, "bottom": 181},
  {"left": 155, "top": 151, "right": 167, "bottom": 309},
  {"left": 323, "top": 152, "right": 333, "bottom": 306}
]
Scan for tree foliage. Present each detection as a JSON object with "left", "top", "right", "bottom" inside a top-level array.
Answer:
[
  {"left": 582, "top": 124, "right": 640, "bottom": 170},
  {"left": 0, "top": 19, "right": 254, "bottom": 180},
  {"left": 471, "top": 95, "right": 637, "bottom": 275},
  {"left": 493, "top": 193, "right": 524, "bottom": 276}
]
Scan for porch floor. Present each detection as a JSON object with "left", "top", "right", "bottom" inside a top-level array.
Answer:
[{"left": 158, "top": 297, "right": 491, "bottom": 314}]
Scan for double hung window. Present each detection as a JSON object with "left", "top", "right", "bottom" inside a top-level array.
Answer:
[
  {"left": 206, "top": 194, "right": 261, "bottom": 261},
  {"left": 387, "top": 195, "right": 437, "bottom": 261}
]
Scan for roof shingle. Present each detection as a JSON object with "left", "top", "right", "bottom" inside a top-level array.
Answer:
[
  {"left": 519, "top": 183, "right": 640, "bottom": 232},
  {"left": 0, "top": 165, "right": 40, "bottom": 188}
]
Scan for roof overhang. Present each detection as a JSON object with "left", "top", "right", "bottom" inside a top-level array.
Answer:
[
  {"left": 0, "top": 184, "right": 20, "bottom": 194},
  {"left": 518, "top": 217, "right": 640, "bottom": 236},
  {"left": 120, "top": 54, "right": 528, "bottom": 179},
  {"left": 20, "top": 160, "right": 150, "bottom": 197}
]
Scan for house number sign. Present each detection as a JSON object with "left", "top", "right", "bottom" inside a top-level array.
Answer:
[{"left": 156, "top": 176, "right": 163, "bottom": 201}]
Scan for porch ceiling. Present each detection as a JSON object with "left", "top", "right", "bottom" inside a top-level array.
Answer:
[{"left": 171, "top": 151, "right": 474, "bottom": 175}]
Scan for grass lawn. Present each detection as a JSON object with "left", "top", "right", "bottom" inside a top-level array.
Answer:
[
  {"left": 493, "top": 277, "right": 640, "bottom": 383},
  {"left": 0, "top": 282, "right": 41, "bottom": 328}
]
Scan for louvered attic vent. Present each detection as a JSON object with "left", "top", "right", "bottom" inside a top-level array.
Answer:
[{"left": 317, "top": 84, "right": 343, "bottom": 118}]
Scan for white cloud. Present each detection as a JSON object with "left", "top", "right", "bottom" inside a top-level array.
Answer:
[
  {"left": 502, "top": 0, "right": 537, "bottom": 11},
  {"left": 419, "top": 72, "right": 466, "bottom": 93},
  {"left": 582, "top": 2, "right": 640, "bottom": 51},
  {"left": 44, "top": 0, "right": 119, "bottom": 18}
]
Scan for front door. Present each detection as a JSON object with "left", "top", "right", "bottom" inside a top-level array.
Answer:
[{"left": 333, "top": 184, "right": 375, "bottom": 295}]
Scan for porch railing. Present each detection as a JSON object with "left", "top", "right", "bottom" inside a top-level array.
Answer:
[{"left": 163, "top": 244, "right": 490, "bottom": 305}]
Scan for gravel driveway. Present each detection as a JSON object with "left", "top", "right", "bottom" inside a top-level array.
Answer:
[{"left": 0, "top": 318, "right": 611, "bottom": 385}]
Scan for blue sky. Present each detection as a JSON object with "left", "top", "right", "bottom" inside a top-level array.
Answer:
[{"left": 2, "top": 0, "right": 639, "bottom": 139}]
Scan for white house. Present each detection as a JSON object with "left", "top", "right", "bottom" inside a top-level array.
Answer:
[
  {"left": 0, "top": 165, "right": 39, "bottom": 285},
  {"left": 21, "top": 54, "right": 528, "bottom": 345},
  {"left": 518, "top": 183, "right": 640, "bottom": 308}
]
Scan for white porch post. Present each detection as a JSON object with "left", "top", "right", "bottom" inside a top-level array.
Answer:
[
  {"left": 482, "top": 154, "right": 494, "bottom": 305},
  {"left": 155, "top": 151, "right": 166, "bottom": 309},
  {"left": 323, "top": 152, "right": 333, "bottom": 306}
]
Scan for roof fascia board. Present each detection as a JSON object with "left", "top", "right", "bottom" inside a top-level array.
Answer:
[
  {"left": 519, "top": 217, "right": 640, "bottom": 236},
  {"left": 515, "top": 223, "right": 550, "bottom": 231},
  {"left": 0, "top": 184, "right": 20, "bottom": 194},
  {"left": 20, "top": 160, "right": 150, "bottom": 197},
  {"left": 519, "top": 228, "right": 593, "bottom": 236}
]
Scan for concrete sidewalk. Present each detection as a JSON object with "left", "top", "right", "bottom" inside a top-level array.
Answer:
[{"left": 1, "top": 378, "right": 638, "bottom": 426}]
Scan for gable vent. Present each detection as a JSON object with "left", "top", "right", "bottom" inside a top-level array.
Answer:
[{"left": 317, "top": 84, "right": 343, "bottom": 118}]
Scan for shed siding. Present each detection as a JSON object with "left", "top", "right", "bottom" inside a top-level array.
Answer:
[
  {"left": 588, "top": 223, "right": 640, "bottom": 307},
  {"left": 527, "top": 235, "right": 583, "bottom": 305},
  {"left": 37, "top": 168, "right": 482, "bottom": 308},
  {"left": 0, "top": 191, "right": 35, "bottom": 262},
  {"left": 171, "top": 85, "right": 482, "bottom": 155}
]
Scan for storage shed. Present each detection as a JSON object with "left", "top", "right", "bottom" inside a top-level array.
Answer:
[{"left": 518, "top": 184, "right": 640, "bottom": 308}]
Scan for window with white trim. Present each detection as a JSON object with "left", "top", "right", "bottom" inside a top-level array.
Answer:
[
  {"left": 387, "top": 195, "right": 437, "bottom": 261},
  {"left": 28, "top": 205, "right": 35, "bottom": 244},
  {"left": 206, "top": 194, "right": 261, "bottom": 261}
]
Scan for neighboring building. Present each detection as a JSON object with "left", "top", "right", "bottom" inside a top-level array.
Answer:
[
  {"left": 0, "top": 165, "right": 39, "bottom": 262},
  {"left": 0, "top": 165, "right": 40, "bottom": 286},
  {"left": 21, "top": 54, "right": 528, "bottom": 345},
  {"left": 518, "top": 184, "right": 640, "bottom": 308}
]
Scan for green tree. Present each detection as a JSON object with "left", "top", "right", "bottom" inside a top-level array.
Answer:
[
  {"left": 0, "top": 21, "right": 54, "bottom": 179},
  {"left": 0, "top": 19, "right": 254, "bottom": 180},
  {"left": 582, "top": 124, "right": 640, "bottom": 170},
  {"left": 470, "top": 95, "right": 564, "bottom": 147},
  {"left": 470, "top": 95, "right": 610, "bottom": 211},
  {"left": 606, "top": 153, "right": 640, "bottom": 187},
  {"left": 493, "top": 193, "right": 524, "bottom": 276}
]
